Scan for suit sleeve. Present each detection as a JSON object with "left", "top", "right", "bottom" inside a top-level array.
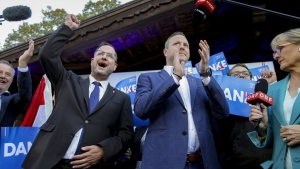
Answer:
[
  {"left": 13, "top": 70, "right": 32, "bottom": 114},
  {"left": 39, "top": 24, "right": 74, "bottom": 87},
  {"left": 203, "top": 76, "right": 230, "bottom": 119},
  {"left": 98, "top": 94, "right": 134, "bottom": 160},
  {"left": 134, "top": 73, "right": 179, "bottom": 120}
]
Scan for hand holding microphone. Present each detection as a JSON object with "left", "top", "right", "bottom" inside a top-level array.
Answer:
[{"left": 246, "top": 79, "right": 273, "bottom": 131}]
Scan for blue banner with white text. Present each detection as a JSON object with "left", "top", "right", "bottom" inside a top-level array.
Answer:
[
  {"left": 214, "top": 76, "right": 256, "bottom": 117},
  {"left": 195, "top": 52, "right": 229, "bottom": 76},
  {"left": 0, "top": 127, "right": 39, "bottom": 169},
  {"left": 116, "top": 76, "right": 149, "bottom": 126},
  {"left": 250, "top": 65, "right": 269, "bottom": 81}
]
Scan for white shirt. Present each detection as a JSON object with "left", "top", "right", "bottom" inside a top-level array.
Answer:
[
  {"left": 164, "top": 66, "right": 210, "bottom": 153},
  {"left": 63, "top": 75, "right": 109, "bottom": 159}
]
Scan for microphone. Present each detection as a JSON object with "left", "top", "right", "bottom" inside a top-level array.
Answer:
[
  {"left": 246, "top": 79, "right": 273, "bottom": 130},
  {"left": 192, "top": 0, "right": 216, "bottom": 23},
  {"left": 0, "top": 5, "right": 32, "bottom": 22}
]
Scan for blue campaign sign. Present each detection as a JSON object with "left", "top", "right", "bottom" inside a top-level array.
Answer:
[
  {"left": 116, "top": 76, "right": 149, "bottom": 126},
  {"left": 185, "top": 61, "right": 193, "bottom": 75},
  {"left": 249, "top": 65, "right": 269, "bottom": 81},
  {"left": 0, "top": 127, "right": 39, "bottom": 169},
  {"left": 195, "top": 52, "right": 229, "bottom": 75},
  {"left": 214, "top": 76, "right": 256, "bottom": 117}
]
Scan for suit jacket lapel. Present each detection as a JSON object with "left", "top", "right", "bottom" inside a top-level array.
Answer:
[
  {"left": 273, "top": 75, "right": 289, "bottom": 126},
  {"left": 0, "top": 95, "right": 10, "bottom": 123},
  {"left": 158, "top": 70, "right": 185, "bottom": 107},
  {"left": 290, "top": 95, "right": 300, "bottom": 124},
  {"left": 80, "top": 78, "right": 90, "bottom": 115},
  {"left": 187, "top": 75, "right": 196, "bottom": 110}
]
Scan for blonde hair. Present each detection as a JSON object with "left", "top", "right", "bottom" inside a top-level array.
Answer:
[{"left": 271, "top": 28, "right": 300, "bottom": 50}]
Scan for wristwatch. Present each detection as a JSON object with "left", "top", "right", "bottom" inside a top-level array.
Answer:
[{"left": 200, "top": 68, "right": 212, "bottom": 77}]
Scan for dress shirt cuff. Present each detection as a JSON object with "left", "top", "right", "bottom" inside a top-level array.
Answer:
[
  {"left": 18, "top": 66, "right": 29, "bottom": 72},
  {"left": 202, "top": 76, "right": 210, "bottom": 86}
]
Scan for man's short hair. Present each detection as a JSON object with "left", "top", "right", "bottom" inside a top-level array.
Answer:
[
  {"left": 165, "top": 32, "right": 187, "bottom": 48},
  {"left": 0, "top": 60, "right": 15, "bottom": 76}
]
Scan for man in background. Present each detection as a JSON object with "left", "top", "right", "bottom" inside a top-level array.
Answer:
[{"left": 0, "top": 40, "right": 33, "bottom": 127}]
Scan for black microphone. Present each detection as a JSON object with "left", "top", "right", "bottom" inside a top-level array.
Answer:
[
  {"left": 0, "top": 5, "right": 32, "bottom": 22},
  {"left": 192, "top": 0, "right": 216, "bottom": 23},
  {"left": 246, "top": 79, "right": 273, "bottom": 130}
]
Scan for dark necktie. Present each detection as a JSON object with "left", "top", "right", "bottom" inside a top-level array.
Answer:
[
  {"left": 75, "top": 82, "right": 101, "bottom": 154},
  {"left": 89, "top": 82, "right": 100, "bottom": 113}
]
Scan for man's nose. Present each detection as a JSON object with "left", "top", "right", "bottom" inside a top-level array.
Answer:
[
  {"left": 179, "top": 43, "right": 184, "bottom": 48},
  {"left": 101, "top": 54, "right": 108, "bottom": 60}
]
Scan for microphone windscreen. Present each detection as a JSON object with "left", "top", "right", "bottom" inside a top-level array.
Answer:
[
  {"left": 192, "top": 6, "right": 209, "bottom": 24},
  {"left": 254, "top": 79, "right": 268, "bottom": 93},
  {"left": 2, "top": 5, "right": 32, "bottom": 21}
]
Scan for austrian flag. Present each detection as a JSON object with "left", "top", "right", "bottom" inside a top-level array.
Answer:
[{"left": 21, "top": 75, "right": 53, "bottom": 127}]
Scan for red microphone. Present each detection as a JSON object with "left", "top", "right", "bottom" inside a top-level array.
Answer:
[
  {"left": 246, "top": 79, "right": 273, "bottom": 130},
  {"left": 193, "top": 0, "right": 216, "bottom": 23},
  {"left": 195, "top": 0, "right": 216, "bottom": 13}
]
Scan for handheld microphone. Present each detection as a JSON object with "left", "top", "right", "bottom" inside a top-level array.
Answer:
[
  {"left": 246, "top": 79, "right": 273, "bottom": 130},
  {"left": 0, "top": 5, "right": 32, "bottom": 22},
  {"left": 192, "top": 0, "right": 216, "bottom": 23}
]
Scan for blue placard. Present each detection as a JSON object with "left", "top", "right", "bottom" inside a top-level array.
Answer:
[
  {"left": 185, "top": 61, "right": 193, "bottom": 75},
  {"left": 214, "top": 76, "right": 256, "bottom": 117},
  {"left": 249, "top": 65, "right": 269, "bottom": 81},
  {"left": 0, "top": 127, "right": 39, "bottom": 169},
  {"left": 116, "top": 76, "right": 149, "bottom": 126},
  {"left": 195, "top": 52, "right": 229, "bottom": 75}
]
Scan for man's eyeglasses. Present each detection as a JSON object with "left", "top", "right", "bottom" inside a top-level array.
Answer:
[
  {"left": 230, "top": 71, "right": 250, "bottom": 78},
  {"left": 273, "top": 43, "right": 292, "bottom": 57},
  {"left": 96, "top": 50, "right": 117, "bottom": 60}
]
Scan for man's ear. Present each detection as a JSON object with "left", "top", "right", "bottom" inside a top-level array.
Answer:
[
  {"left": 114, "top": 63, "right": 118, "bottom": 71},
  {"left": 163, "top": 48, "right": 168, "bottom": 56}
]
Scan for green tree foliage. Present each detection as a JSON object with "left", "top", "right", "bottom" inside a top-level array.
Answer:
[
  {"left": 1, "top": 0, "right": 121, "bottom": 50},
  {"left": 78, "top": 0, "right": 120, "bottom": 20}
]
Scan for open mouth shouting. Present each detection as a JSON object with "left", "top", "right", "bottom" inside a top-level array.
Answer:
[{"left": 98, "top": 61, "right": 107, "bottom": 69}]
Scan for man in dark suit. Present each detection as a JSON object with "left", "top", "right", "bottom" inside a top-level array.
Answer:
[
  {"left": 134, "top": 32, "right": 229, "bottom": 169},
  {"left": 22, "top": 14, "right": 134, "bottom": 169},
  {"left": 0, "top": 40, "right": 33, "bottom": 127}
]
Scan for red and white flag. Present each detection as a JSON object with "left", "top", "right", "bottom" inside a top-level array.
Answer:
[{"left": 22, "top": 74, "right": 53, "bottom": 127}]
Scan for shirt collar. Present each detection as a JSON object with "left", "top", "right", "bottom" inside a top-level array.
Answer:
[
  {"left": 89, "top": 75, "right": 109, "bottom": 89},
  {"left": 0, "top": 91, "right": 10, "bottom": 96},
  {"left": 163, "top": 65, "right": 186, "bottom": 76}
]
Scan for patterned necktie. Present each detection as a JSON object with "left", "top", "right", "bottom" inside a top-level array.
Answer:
[{"left": 89, "top": 82, "right": 100, "bottom": 113}]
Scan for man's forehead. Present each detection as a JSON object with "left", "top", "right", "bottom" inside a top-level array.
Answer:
[
  {"left": 170, "top": 35, "right": 188, "bottom": 43},
  {"left": 231, "top": 66, "right": 248, "bottom": 71},
  {"left": 97, "top": 46, "right": 116, "bottom": 53},
  {"left": 0, "top": 63, "right": 13, "bottom": 71}
]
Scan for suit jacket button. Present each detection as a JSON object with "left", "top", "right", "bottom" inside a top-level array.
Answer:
[
  {"left": 85, "top": 120, "right": 89, "bottom": 124},
  {"left": 182, "top": 131, "right": 187, "bottom": 135},
  {"left": 182, "top": 110, "right": 187, "bottom": 114}
]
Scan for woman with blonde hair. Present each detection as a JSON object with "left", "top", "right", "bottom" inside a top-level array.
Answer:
[{"left": 249, "top": 28, "right": 300, "bottom": 169}]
